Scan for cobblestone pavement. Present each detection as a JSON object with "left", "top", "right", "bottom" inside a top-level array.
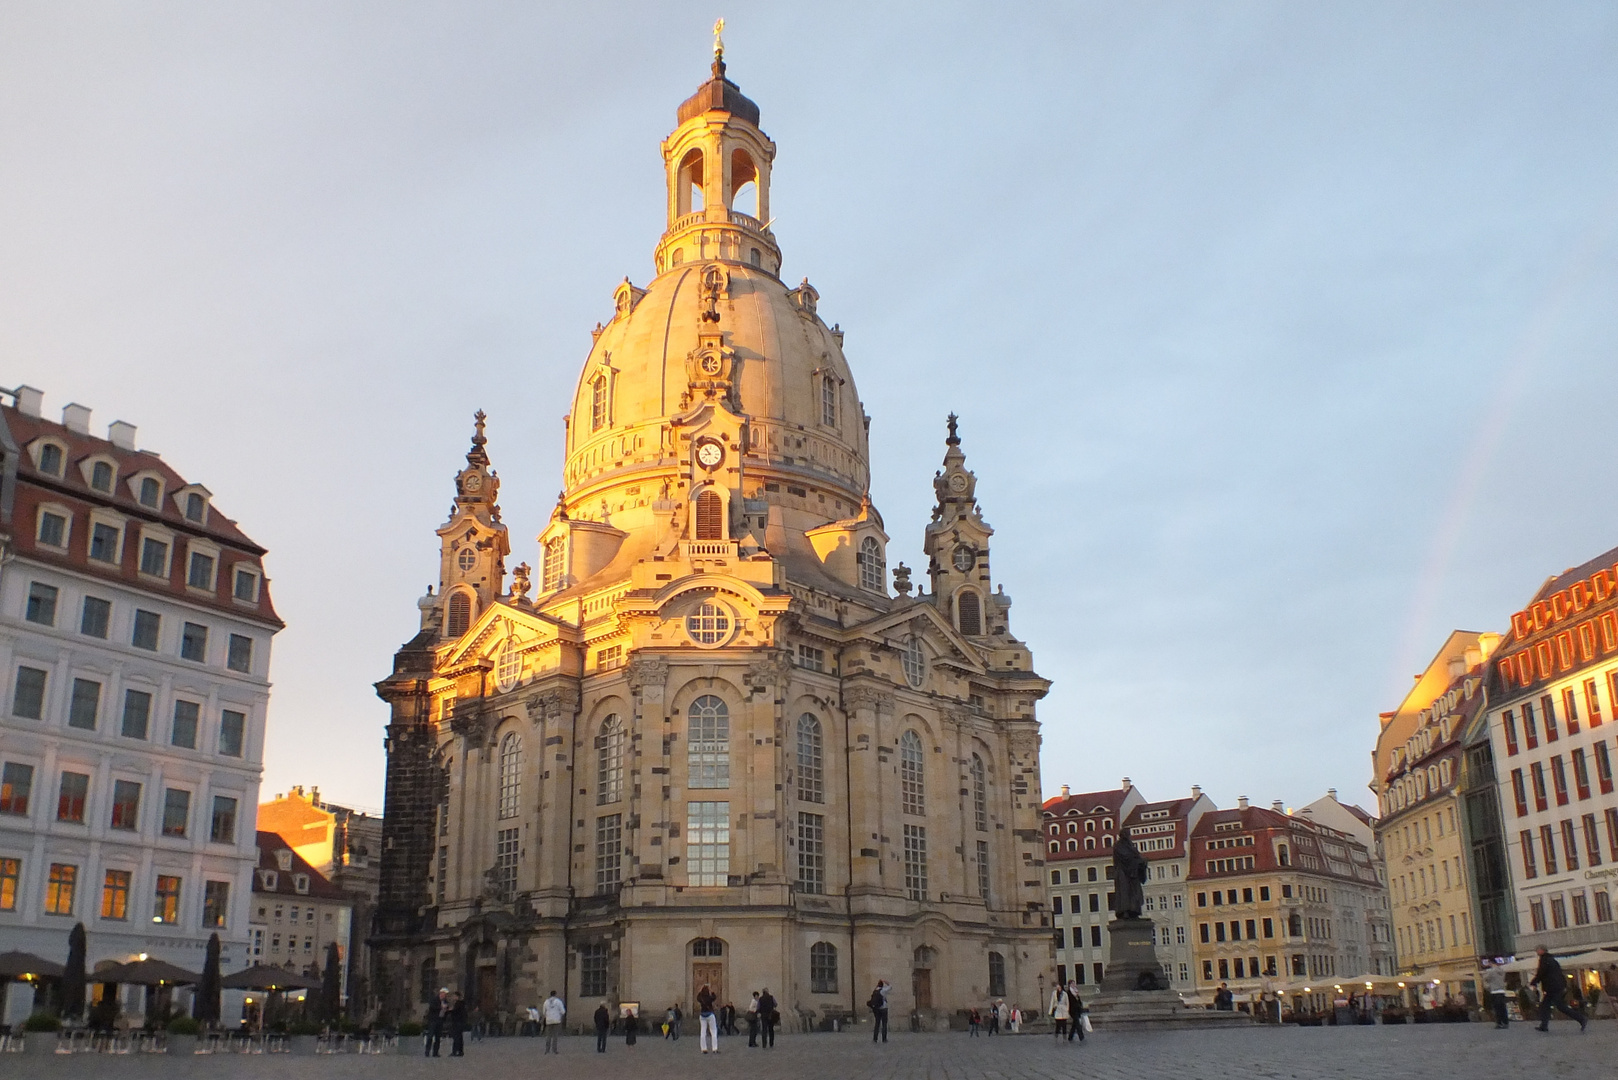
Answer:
[{"left": 10, "top": 1021, "right": 1614, "bottom": 1080}]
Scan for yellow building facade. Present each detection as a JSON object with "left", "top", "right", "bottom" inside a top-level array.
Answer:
[{"left": 371, "top": 52, "right": 1052, "bottom": 1028}]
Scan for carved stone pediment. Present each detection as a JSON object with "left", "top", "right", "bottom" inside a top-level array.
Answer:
[
  {"left": 524, "top": 686, "right": 582, "bottom": 725},
  {"left": 744, "top": 650, "right": 793, "bottom": 695},
  {"left": 844, "top": 685, "right": 896, "bottom": 715},
  {"left": 626, "top": 655, "right": 670, "bottom": 696}
]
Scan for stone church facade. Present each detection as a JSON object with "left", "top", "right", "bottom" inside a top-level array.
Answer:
[{"left": 371, "top": 53, "right": 1052, "bottom": 1027}]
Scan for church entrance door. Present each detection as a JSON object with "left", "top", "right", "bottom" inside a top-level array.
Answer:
[
  {"left": 912, "top": 968, "right": 932, "bottom": 1011},
  {"left": 693, "top": 962, "right": 723, "bottom": 1009}
]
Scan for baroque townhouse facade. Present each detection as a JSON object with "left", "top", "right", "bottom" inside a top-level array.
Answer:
[
  {"left": 1041, "top": 783, "right": 1144, "bottom": 990},
  {"left": 1484, "top": 545, "right": 1618, "bottom": 956},
  {"left": 1120, "top": 791, "right": 1216, "bottom": 994},
  {"left": 247, "top": 832, "right": 353, "bottom": 990},
  {"left": 1187, "top": 803, "right": 1394, "bottom": 1010},
  {"left": 0, "top": 387, "right": 280, "bottom": 979},
  {"left": 1373, "top": 630, "right": 1497, "bottom": 1004},
  {"left": 371, "top": 53, "right": 1052, "bottom": 1027}
]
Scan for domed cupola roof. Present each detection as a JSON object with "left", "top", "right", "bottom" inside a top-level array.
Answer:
[{"left": 560, "top": 52, "right": 870, "bottom": 519}]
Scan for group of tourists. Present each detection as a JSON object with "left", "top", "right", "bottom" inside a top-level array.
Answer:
[
  {"left": 1048, "top": 980, "right": 1088, "bottom": 1042},
  {"left": 965, "top": 1000, "right": 1022, "bottom": 1034}
]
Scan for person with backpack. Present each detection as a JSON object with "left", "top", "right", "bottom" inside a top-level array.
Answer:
[{"left": 868, "top": 980, "right": 890, "bottom": 1043}]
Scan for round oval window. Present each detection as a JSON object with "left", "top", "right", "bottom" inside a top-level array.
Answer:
[{"left": 686, "top": 601, "right": 732, "bottom": 646}]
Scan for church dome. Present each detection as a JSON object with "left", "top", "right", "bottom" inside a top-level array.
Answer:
[{"left": 560, "top": 63, "right": 869, "bottom": 515}]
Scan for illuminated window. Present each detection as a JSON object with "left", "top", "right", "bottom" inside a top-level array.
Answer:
[
  {"left": 101, "top": 869, "right": 130, "bottom": 919},
  {"left": 796, "top": 715, "right": 824, "bottom": 803},
  {"left": 45, "top": 863, "right": 77, "bottom": 915},
  {"left": 0, "top": 859, "right": 16, "bottom": 911},
  {"left": 153, "top": 875, "right": 181, "bottom": 924},
  {"left": 596, "top": 715, "right": 624, "bottom": 805},
  {"left": 687, "top": 696, "right": 730, "bottom": 788},
  {"left": 497, "top": 733, "right": 522, "bottom": 819},
  {"left": 203, "top": 880, "right": 230, "bottom": 928}
]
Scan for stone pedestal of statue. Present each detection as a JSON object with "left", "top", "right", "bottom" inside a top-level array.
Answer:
[{"left": 1082, "top": 918, "right": 1254, "bottom": 1030}]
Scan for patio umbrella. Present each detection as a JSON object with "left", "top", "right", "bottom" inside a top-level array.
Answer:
[
  {"left": 0, "top": 951, "right": 65, "bottom": 979},
  {"left": 193, "top": 934, "right": 221, "bottom": 1023},
  {"left": 62, "top": 924, "right": 87, "bottom": 1019},
  {"left": 96, "top": 957, "right": 201, "bottom": 986},
  {"left": 220, "top": 964, "right": 322, "bottom": 992}
]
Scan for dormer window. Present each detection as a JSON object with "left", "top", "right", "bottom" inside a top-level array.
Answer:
[
  {"left": 37, "top": 442, "right": 65, "bottom": 477},
  {"left": 293, "top": 874, "right": 309, "bottom": 895},
  {"left": 260, "top": 870, "right": 278, "bottom": 890},
  {"left": 185, "top": 493, "right": 206, "bottom": 523},
  {"left": 276, "top": 850, "right": 293, "bottom": 872},
  {"left": 857, "top": 536, "right": 884, "bottom": 592},
  {"left": 590, "top": 374, "right": 610, "bottom": 432},
  {"left": 543, "top": 538, "right": 566, "bottom": 592},
  {"left": 36, "top": 506, "right": 70, "bottom": 550},
  {"left": 90, "top": 460, "right": 114, "bottom": 493},
  {"left": 821, "top": 375, "right": 838, "bottom": 427},
  {"left": 233, "top": 566, "right": 261, "bottom": 603},
  {"left": 138, "top": 477, "right": 161, "bottom": 508}
]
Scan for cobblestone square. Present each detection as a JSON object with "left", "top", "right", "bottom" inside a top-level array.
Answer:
[{"left": 12, "top": 1021, "right": 1614, "bottom": 1080}]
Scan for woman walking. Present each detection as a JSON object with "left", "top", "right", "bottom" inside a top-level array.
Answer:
[{"left": 1049, "top": 984, "right": 1070, "bottom": 1040}]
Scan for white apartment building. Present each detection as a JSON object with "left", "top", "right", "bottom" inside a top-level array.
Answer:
[
  {"left": 0, "top": 386, "right": 281, "bottom": 980},
  {"left": 1485, "top": 546, "right": 1618, "bottom": 956},
  {"left": 1122, "top": 790, "right": 1216, "bottom": 993}
]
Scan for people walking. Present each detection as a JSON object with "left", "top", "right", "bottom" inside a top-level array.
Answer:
[
  {"left": 425, "top": 987, "right": 448, "bottom": 1057},
  {"left": 1065, "top": 982, "right": 1085, "bottom": 1043},
  {"left": 1530, "top": 946, "right": 1588, "bottom": 1032},
  {"left": 698, "top": 983, "right": 721, "bottom": 1053},
  {"left": 968, "top": 1007, "right": 981, "bottom": 1036},
  {"left": 1049, "top": 984, "right": 1070, "bottom": 1039},
  {"left": 448, "top": 992, "right": 468, "bottom": 1057},
  {"left": 594, "top": 1001, "right": 611, "bottom": 1052},
  {"left": 542, "top": 989, "right": 566, "bottom": 1054},
  {"left": 747, "top": 991, "right": 761, "bottom": 1046},
  {"left": 1483, "top": 961, "right": 1510, "bottom": 1029},
  {"left": 757, "top": 988, "right": 778, "bottom": 1048},
  {"left": 1009, "top": 1005, "right": 1022, "bottom": 1033},
  {"left": 869, "top": 980, "right": 890, "bottom": 1043}
]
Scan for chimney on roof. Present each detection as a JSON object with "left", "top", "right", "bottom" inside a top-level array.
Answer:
[
  {"left": 1272, "top": 800, "right": 1285, "bottom": 813},
  {"left": 14, "top": 386, "right": 42, "bottom": 417},
  {"left": 108, "top": 420, "right": 136, "bottom": 451},
  {"left": 1121, "top": 776, "right": 1132, "bottom": 790},
  {"left": 1237, "top": 795, "right": 1249, "bottom": 810},
  {"left": 62, "top": 403, "right": 91, "bottom": 434},
  {"left": 1060, "top": 784, "right": 1070, "bottom": 798},
  {"left": 1191, "top": 784, "right": 1202, "bottom": 799},
  {"left": 1447, "top": 657, "right": 1466, "bottom": 679},
  {"left": 1327, "top": 787, "right": 1338, "bottom": 801}
]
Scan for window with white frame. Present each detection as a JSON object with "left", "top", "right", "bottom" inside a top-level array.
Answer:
[
  {"left": 687, "top": 696, "right": 730, "bottom": 788},
  {"left": 595, "top": 813, "right": 622, "bottom": 892},
  {"left": 901, "top": 636, "right": 926, "bottom": 688},
  {"left": 497, "top": 732, "right": 521, "bottom": 819},
  {"left": 900, "top": 731, "right": 925, "bottom": 815},
  {"left": 970, "top": 754, "right": 988, "bottom": 831},
  {"left": 857, "top": 536, "right": 884, "bottom": 592},
  {"left": 796, "top": 714, "right": 824, "bottom": 803},
  {"left": 821, "top": 374, "right": 838, "bottom": 427},
  {"left": 36, "top": 505, "right": 70, "bottom": 550},
  {"left": 232, "top": 566, "right": 260, "bottom": 603},
  {"left": 798, "top": 811, "right": 825, "bottom": 894},
  {"left": 494, "top": 828, "right": 519, "bottom": 898},
  {"left": 36, "top": 441, "right": 66, "bottom": 477},
  {"left": 903, "top": 823, "right": 928, "bottom": 900},
  {"left": 87, "top": 518, "right": 122, "bottom": 564},
  {"left": 542, "top": 537, "right": 565, "bottom": 592},
  {"left": 596, "top": 715, "right": 624, "bottom": 804},
  {"left": 686, "top": 801, "right": 731, "bottom": 886}
]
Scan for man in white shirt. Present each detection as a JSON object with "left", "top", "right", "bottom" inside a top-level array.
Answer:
[{"left": 542, "top": 990, "right": 566, "bottom": 1054}]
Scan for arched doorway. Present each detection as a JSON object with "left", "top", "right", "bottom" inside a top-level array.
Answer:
[
  {"left": 690, "top": 937, "right": 726, "bottom": 1012},
  {"left": 912, "top": 946, "right": 936, "bottom": 1011}
]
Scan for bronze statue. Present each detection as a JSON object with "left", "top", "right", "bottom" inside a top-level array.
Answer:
[{"left": 1110, "top": 833, "right": 1148, "bottom": 920}]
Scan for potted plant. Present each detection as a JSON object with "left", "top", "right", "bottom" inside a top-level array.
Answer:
[
  {"left": 22, "top": 1013, "right": 61, "bottom": 1055},
  {"left": 286, "top": 1019, "right": 322, "bottom": 1055},
  {"left": 396, "top": 1021, "right": 424, "bottom": 1054},
  {"left": 166, "top": 1015, "right": 201, "bottom": 1055}
]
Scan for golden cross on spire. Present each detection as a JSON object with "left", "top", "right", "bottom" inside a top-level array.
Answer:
[{"left": 713, "top": 17, "right": 725, "bottom": 60}]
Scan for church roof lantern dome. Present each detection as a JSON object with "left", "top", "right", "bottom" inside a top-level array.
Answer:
[{"left": 677, "top": 57, "right": 760, "bottom": 127}]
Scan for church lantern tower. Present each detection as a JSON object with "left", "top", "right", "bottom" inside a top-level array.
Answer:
[{"left": 372, "top": 33, "right": 1051, "bottom": 1028}]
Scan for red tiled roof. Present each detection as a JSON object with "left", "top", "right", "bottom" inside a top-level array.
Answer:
[
  {"left": 253, "top": 832, "right": 346, "bottom": 900},
  {"left": 3, "top": 403, "right": 281, "bottom": 627}
]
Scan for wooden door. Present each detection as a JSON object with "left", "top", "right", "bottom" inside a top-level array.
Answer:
[
  {"left": 475, "top": 967, "right": 497, "bottom": 1013},
  {"left": 693, "top": 962, "right": 723, "bottom": 1008},
  {"left": 912, "top": 968, "right": 932, "bottom": 1011}
]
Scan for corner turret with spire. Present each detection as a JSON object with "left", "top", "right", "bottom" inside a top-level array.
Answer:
[
  {"left": 923, "top": 414, "right": 1003, "bottom": 637},
  {"left": 433, "top": 411, "right": 510, "bottom": 637}
]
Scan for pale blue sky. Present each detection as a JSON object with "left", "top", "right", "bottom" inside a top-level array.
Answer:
[{"left": 3, "top": 3, "right": 1616, "bottom": 813}]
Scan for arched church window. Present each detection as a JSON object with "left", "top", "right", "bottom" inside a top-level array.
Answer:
[
  {"left": 857, "top": 536, "right": 884, "bottom": 592},
  {"left": 822, "top": 375, "right": 838, "bottom": 428},
  {"left": 901, "top": 636, "right": 926, "bottom": 689},
  {"left": 970, "top": 754, "right": 987, "bottom": 832},
  {"left": 497, "top": 732, "right": 522, "bottom": 819},
  {"left": 900, "top": 730, "right": 925, "bottom": 816},
  {"left": 543, "top": 538, "right": 565, "bottom": 592},
  {"left": 590, "top": 374, "right": 610, "bottom": 432},
  {"left": 796, "top": 715, "right": 824, "bottom": 804},
  {"left": 688, "top": 695, "right": 730, "bottom": 789},
  {"left": 446, "top": 592, "right": 471, "bottom": 637},
  {"left": 496, "top": 637, "right": 522, "bottom": 692},
  {"left": 810, "top": 942, "right": 838, "bottom": 994},
  {"left": 596, "top": 715, "right": 624, "bottom": 805},
  {"left": 957, "top": 588, "right": 982, "bottom": 636},
  {"left": 988, "top": 952, "right": 1006, "bottom": 997},
  {"left": 695, "top": 489, "right": 724, "bottom": 540}
]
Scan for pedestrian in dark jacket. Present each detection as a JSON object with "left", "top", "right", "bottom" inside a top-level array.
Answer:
[
  {"left": 448, "top": 993, "right": 469, "bottom": 1056},
  {"left": 425, "top": 988, "right": 447, "bottom": 1057},
  {"left": 594, "top": 1002, "right": 611, "bottom": 1053},
  {"left": 757, "top": 988, "right": 778, "bottom": 1047},
  {"left": 869, "top": 981, "right": 890, "bottom": 1043},
  {"left": 1065, "top": 983, "right": 1085, "bottom": 1043},
  {"left": 625, "top": 1007, "right": 639, "bottom": 1046},
  {"left": 1530, "top": 947, "right": 1588, "bottom": 1032}
]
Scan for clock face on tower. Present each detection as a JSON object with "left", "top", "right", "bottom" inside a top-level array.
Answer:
[
  {"left": 464, "top": 473, "right": 483, "bottom": 492},
  {"left": 952, "top": 545, "right": 976, "bottom": 572},
  {"left": 700, "top": 354, "right": 723, "bottom": 376},
  {"left": 695, "top": 439, "right": 724, "bottom": 469}
]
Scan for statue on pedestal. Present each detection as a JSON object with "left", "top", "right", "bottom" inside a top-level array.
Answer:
[{"left": 1110, "top": 833, "right": 1148, "bottom": 920}]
